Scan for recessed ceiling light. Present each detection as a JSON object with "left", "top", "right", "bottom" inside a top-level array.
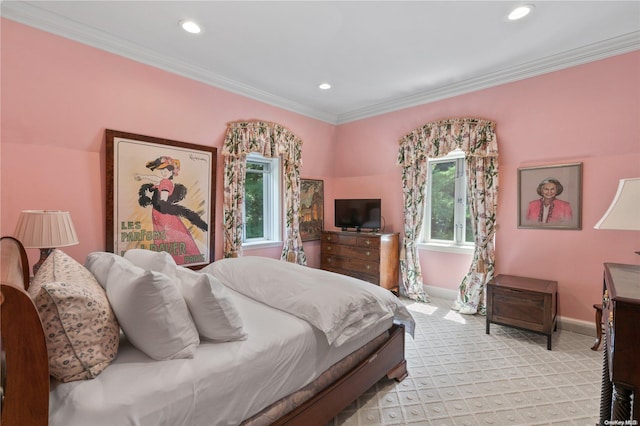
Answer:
[
  {"left": 508, "top": 4, "right": 534, "bottom": 21},
  {"left": 180, "top": 20, "right": 201, "bottom": 34},
  {"left": 318, "top": 83, "right": 331, "bottom": 90}
]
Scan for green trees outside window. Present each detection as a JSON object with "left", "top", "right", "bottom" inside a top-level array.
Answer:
[
  {"left": 243, "top": 154, "right": 280, "bottom": 243},
  {"left": 427, "top": 155, "right": 473, "bottom": 245},
  {"left": 244, "top": 161, "right": 265, "bottom": 239}
]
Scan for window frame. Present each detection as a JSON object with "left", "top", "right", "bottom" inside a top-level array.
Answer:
[
  {"left": 419, "top": 149, "right": 474, "bottom": 254},
  {"left": 242, "top": 153, "right": 282, "bottom": 249}
]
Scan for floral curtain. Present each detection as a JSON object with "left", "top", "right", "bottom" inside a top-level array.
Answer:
[
  {"left": 453, "top": 153, "right": 498, "bottom": 315},
  {"left": 222, "top": 121, "right": 307, "bottom": 265},
  {"left": 398, "top": 118, "right": 498, "bottom": 312},
  {"left": 396, "top": 132, "right": 429, "bottom": 302}
]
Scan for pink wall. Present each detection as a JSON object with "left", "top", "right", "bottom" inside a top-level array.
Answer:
[
  {"left": 0, "top": 19, "right": 336, "bottom": 266},
  {"left": 332, "top": 51, "right": 640, "bottom": 322},
  {"left": 2, "top": 19, "right": 639, "bottom": 323}
]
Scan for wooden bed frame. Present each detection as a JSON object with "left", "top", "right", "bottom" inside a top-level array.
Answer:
[{"left": 0, "top": 236, "right": 407, "bottom": 426}]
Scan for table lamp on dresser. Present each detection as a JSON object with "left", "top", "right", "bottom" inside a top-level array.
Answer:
[{"left": 13, "top": 210, "right": 79, "bottom": 276}]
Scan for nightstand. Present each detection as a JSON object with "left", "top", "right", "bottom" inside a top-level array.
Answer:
[{"left": 486, "top": 274, "right": 558, "bottom": 350}]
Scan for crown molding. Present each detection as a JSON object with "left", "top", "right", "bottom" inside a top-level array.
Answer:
[
  {"left": 1, "top": 1, "right": 340, "bottom": 124},
  {"left": 337, "top": 31, "right": 640, "bottom": 124},
  {"left": 3, "top": 2, "right": 638, "bottom": 126}
]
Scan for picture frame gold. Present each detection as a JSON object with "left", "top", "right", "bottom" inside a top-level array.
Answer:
[{"left": 106, "top": 129, "right": 216, "bottom": 267}]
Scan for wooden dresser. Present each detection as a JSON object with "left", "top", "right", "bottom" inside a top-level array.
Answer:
[
  {"left": 599, "top": 263, "right": 640, "bottom": 424},
  {"left": 320, "top": 231, "right": 399, "bottom": 293}
]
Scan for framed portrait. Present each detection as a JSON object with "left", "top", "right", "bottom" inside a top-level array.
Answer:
[
  {"left": 106, "top": 129, "right": 216, "bottom": 267},
  {"left": 517, "top": 162, "right": 582, "bottom": 230},
  {"left": 299, "top": 179, "right": 324, "bottom": 241}
]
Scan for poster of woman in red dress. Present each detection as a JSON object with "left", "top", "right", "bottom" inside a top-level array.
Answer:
[
  {"left": 106, "top": 130, "right": 216, "bottom": 268},
  {"left": 135, "top": 156, "right": 208, "bottom": 265}
]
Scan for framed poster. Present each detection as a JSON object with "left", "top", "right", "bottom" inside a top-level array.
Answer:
[
  {"left": 299, "top": 179, "right": 324, "bottom": 241},
  {"left": 517, "top": 162, "right": 582, "bottom": 230},
  {"left": 106, "top": 129, "right": 216, "bottom": 267}
]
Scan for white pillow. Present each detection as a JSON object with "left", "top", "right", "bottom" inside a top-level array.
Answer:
[
  {"left": 124, "top": 249, "right": 177, "bottom": 279},
  {"left": 177, "top": 266, "right": 247, "bottom": 342},
  {"left": 106, "top": 261, "right": 199, "bottom": 360},
  {"left": 84, "top": 252, "right": 130, "bottom": 289}
]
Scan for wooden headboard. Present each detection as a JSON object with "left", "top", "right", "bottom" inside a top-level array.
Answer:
[{"left": 0, "top": 236, "right": 49, "bottom": 425}]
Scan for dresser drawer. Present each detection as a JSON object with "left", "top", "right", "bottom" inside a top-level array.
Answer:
[
  {"left": 322, "top": 233, "right": 357, "bottom": 245},
  {"left": 321, "top": 255, "right": 379, "bottom": 274},
  {"left": 356, "top": 236, "right": 380, "bottom": 249},
  {"left": 322, "top": 243, "right": 379, "bottom": 261},
  {"left": 344, "top": 269, "right": 380, "bottom": 285},
  {"left": 347, "top": 258, "right": 380, "bottom": 275},
  {"left": 320, "top": 254, "right": 342, "bottom": 270},
  {"left": 320, "top": 255, "right": 380, "bottom": 284}
]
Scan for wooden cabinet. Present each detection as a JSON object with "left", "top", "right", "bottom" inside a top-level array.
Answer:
[
  {"left": 486, "top": 274, "right": 557, "bottom": 350},
  {"left": 320, "top": 231, "right": 399, "bottom": 293},
  {"left": 599, "top": 263, "right": 640, "bottom": 423}
]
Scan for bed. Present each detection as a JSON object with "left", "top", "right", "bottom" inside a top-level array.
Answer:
[{"left": 0, "top": 236, "right": 414, "bottom": 426}]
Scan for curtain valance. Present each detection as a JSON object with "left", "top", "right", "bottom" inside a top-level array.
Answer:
[
  {"left": 399, "top": 118, "right": 497, "bottom": 160},
  {"left": 222, "top": 121, "right": 303, "bottom": 160}
]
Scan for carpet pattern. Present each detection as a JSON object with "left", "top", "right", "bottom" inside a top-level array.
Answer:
[{"left": 328, "top": 296, "right": 602, "bottom": 425}]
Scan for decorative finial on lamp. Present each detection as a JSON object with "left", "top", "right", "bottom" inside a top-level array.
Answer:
[
  {"left": 594, "top": 178, "right": 640, "bottom": 254},
  {"left": 13, "top": 210, "right": 79, "bottom": 275}
]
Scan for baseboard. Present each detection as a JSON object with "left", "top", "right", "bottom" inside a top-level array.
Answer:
[
  {"left": 557, "top": 316, "right": 596, "bottom": 337},
  {"left": 423, "top": 285, "right": 457, "bottom": 301},
  {"left": 422, "top": 285, "right": 596, "bottom": 337}
]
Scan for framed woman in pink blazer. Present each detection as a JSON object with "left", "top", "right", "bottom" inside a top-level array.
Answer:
[{"left": 526, "top": 178, "right": 573, "bottom": 224}]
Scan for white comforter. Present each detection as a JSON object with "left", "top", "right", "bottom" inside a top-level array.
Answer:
[
  {"left": 50, "top": 287, "right": 392, "bottom": 426},
  {"left": 201, "top": 256, "right": 415, "bottom": 347},
  {"left": 49, "top": 256, "right": 414, "bottom": 426}
]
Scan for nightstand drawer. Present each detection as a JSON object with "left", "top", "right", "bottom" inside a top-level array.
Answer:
[{"left": 492, "top": 288, "right": 546, "bottom": 327}]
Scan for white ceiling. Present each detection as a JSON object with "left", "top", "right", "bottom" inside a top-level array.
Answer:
[{"left": 3, "top": 1, "right": 639, "bottom": 124}]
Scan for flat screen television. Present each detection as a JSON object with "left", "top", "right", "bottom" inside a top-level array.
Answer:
[{"left": 335, "top": 199, "right": 381, "bottom": 231}]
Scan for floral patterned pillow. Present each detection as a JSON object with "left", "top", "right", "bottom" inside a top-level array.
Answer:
[{"left": 29, "top": 249, "right": 120, "bottom": 382}]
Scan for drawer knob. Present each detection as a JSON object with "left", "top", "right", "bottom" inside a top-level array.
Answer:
[
  {"left": 608, "top": 312, "right": 614, "bottom": 328},
  {"left": 327, "top": 246, "right": 332, "bottom": 251},
  {"left": 366, "top": 264, "right": 371, "bottom": 270},
  {"left": 365, "top": 240, "right": 371, "bottom": 246},
  {"left": 366, "top": 251, "right": 371, "bottom": 256}
]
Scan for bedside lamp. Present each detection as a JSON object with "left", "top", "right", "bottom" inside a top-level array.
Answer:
[
  {"left": 14, "top": 210, "right": 79, "bottom": 275},
  {"left": 594, "top": 178, "right": 640, "bottom": 254}
]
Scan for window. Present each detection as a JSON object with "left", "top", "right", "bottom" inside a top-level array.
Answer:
[
  {"left": 243, "top": 153, "right": 281, "bottom": 245},
  {"left": 421, "top": 150, "right": 474, "bottom": 251}
]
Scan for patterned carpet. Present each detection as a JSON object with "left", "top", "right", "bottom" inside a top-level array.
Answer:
[{"left": 328, "top": 296, "right": 602, "bottom": 425}]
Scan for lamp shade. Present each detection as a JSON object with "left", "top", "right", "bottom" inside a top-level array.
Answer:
[
  {"left": 594, "top": 178, "right": 640, "bottom": 230},
  {"left": 14, "top": 210, "right": 79, "bottom": 248}
]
